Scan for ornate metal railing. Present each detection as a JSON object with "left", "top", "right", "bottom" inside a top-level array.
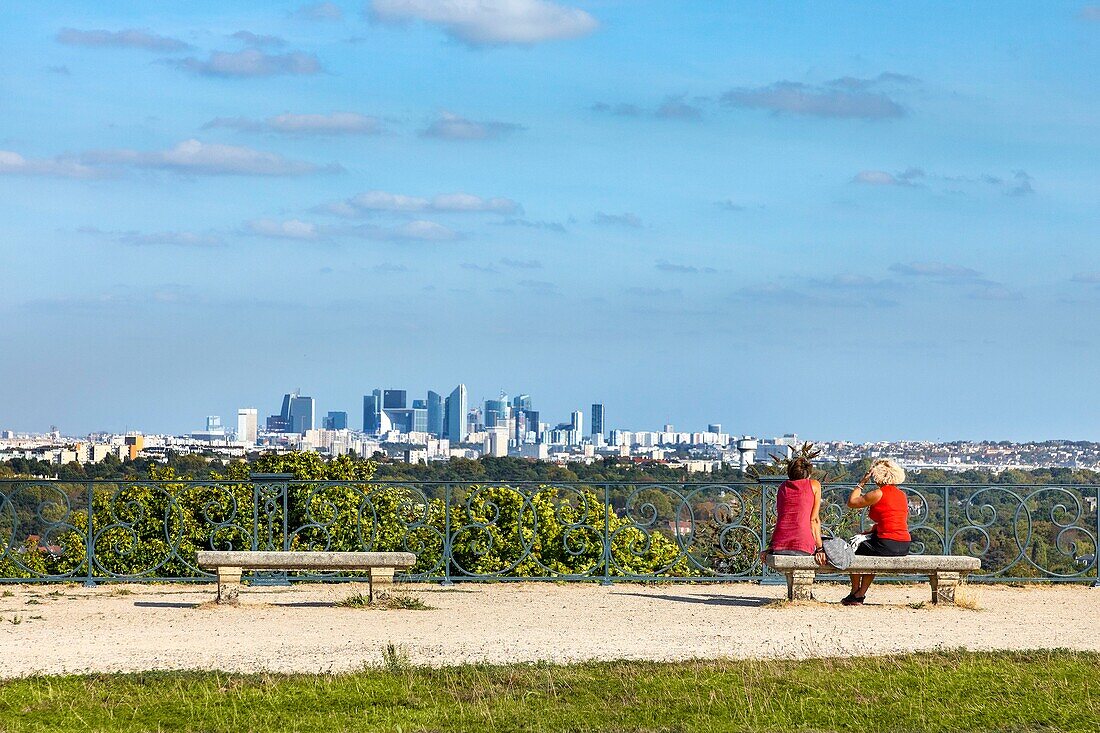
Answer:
[{"left": 0, "top": 478, "right": 1096, "bottom": 584}]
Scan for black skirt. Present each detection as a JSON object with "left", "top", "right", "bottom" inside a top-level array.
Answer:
[{"left": 855, "top": 533, "right": 910, "bottom": 557}]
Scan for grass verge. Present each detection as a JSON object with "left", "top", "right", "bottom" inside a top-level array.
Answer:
[
  {"left": 0, "top": 650, "right": 1096, "bottom": 732},
  {"left": 335, "top": 591, "right": 433, "bottom": 610}
]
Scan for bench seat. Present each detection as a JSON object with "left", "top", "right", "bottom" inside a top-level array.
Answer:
[
  {"left": 196, "top": 550, "right": 416, "bottom": 605},
  {"left": 766, "top": 554, "right": 981, "bottom": 605}
]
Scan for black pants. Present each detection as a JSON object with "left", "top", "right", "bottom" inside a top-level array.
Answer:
[{"left": 855, "top": 534, "right": 910, "bottom": 557}]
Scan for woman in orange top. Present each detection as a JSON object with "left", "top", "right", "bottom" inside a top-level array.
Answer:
[{"left": 843, "top": 459, "right": 911, "bottom": 606}]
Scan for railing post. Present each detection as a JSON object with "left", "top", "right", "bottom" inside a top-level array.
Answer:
[
  {"left": 601, "top": 484, "right": 612, "bottom": 586},
  {"left": 249, "top": 473, "right": 292, "bottom": 586},
  {"left": 756, "top": 476, "right": 783, "bottom": 585},
  {"left": 943, "top": 485, "right": 950, "bottom": 557},
  {"left": 441, "top": 483, "right": 453, "bottom": 587},
  {"left": 83, "top": 481, "right": 96, "bottom": 587},
  {"left": 1094, "top": 485, "right": 1099, "bottom": 588}
]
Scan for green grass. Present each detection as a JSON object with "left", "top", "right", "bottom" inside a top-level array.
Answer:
[
  {"left": 335, "top": 591, "right": 433, "bottom": 610},
  {"left": 0, "top": 651, "right": 1096, "bottom": 732}
]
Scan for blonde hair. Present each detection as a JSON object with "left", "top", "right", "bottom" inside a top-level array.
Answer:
[{"left": 869, "top": 459, "right": 905, "bottom": 486}]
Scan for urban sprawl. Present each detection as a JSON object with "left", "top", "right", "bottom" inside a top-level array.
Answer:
[{"left": 3, "top": 386, "right": 1100, "bottom": 473}]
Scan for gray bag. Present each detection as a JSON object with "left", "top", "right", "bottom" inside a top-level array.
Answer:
[{"left": 822, "top": 536, "right": 855, "bottom": 570}]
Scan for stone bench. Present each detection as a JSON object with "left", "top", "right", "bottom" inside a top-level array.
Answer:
[
  {"left": 766, "top": 554, "right": 981, "bottom": 605},
  {"left": 196, "top": 550, "right": 417, "bottom": 605}
]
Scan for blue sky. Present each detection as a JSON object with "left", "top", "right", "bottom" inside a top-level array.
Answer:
[{"left": 1, "top": 1, "right": 1098, "bottom": 441}]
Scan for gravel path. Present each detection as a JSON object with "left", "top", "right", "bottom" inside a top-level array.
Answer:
[{"left": 0, "top": 581, "right": 1096, "bottom": 677}]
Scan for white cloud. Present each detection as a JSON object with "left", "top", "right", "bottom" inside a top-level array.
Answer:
[
  {"left": 655, "top": 259, "right": 716, "bottom": 274},
  {"left": 394, "top": 220, "right": 458, "bottom": 240},
  {"left": 0, "top": 150, "right": 105, "bottom": 179},
  {"left": 369, "top": 0, "right": 598, "bottom": 46},
  {"left": 969, "top": 285, "right": 1022, "bottom": 301},
  {"left": 56, "top": 28, "right": 191, "bottom": 52},
  {"left": 84, "top": 139, "right": 334, "bottom": 176},
  {"left": 117, "top": 230, "right": 224, "bottom": 247},
  {"left": 593, "top": 211, "right": 642, "bottom": 227},
  {"left": 337, "top": 220, "right": 459, "bottom": 241},
  {"left": 852, "top": 168, "right": 924, "bottom": 186},
  {"left": 321, "top": 189, "right": 520, "bottom": 215},
  {"left": 889, "top": 262, "right": 980, "bottom": 279},
  {"left": 421, "top": 111, "right": 523, "bottom": 140},
  {"left": 205, "top": 112, "right": 380, "bottom": 135},
  {"left": 246, "top": 218, "right": 321, "bottom": 240},
  {"left": 231, "top": 31, "right": 288, "bottom": 49},
  {"left": 723, "top": 79, "right": 906, "bottom": 119},
  {"left": 172, "top": 49, "right": 322, "bottom": 77}
]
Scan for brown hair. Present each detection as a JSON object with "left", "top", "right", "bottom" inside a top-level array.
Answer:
[{"left": 787, "top": 457, "right": 813, "bottom": 481}]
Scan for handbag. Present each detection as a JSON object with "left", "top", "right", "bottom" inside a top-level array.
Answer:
[{"left": 822, "top": 536, "right": 855, "bottom": 570}]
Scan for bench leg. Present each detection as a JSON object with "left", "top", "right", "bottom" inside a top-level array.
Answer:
[
  {"left": 930, "top": 571, "right": 960, "bottom": 605},
  {"left": 786, "top": 570, "right": 815, "bottom": 601},
  {"left": 216, "top": 567, "right": 241, "bottom": 605},
  {"left": 368, "top": 567, "right": 395, "bottom": 603}
]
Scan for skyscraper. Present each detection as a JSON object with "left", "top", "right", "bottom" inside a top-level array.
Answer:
[
  {"left": 591, "top": 403, "right": 604, "bottom": 437},
  {"left": 383, "top": 389, "right": 407, "bottom": 409},
  {"left": 571, "top": 410, "right": 583, "bottom": 444},
  {"left": 267, "top": 390, "right": 312, "bottom": 433},
  {"left": 444, "top": 384, "right": 468, "bottom": 443},
  {"left": 323, "top": 411, "right": 348, "bottom": 430},
  {"left": 236, "top": 408, "right": 258, "bottom": 445},
  {"left": 363, "top": 390, "right": 382, "bottom": 434},
  {"left": 288, "top": 395, "right": 315, "bottom": 433},
  {"left": 427, "top": 391, "right": 444, "bottom": 436},
  {"left": 484, "top": 393, "right": 510, "bottom": 428}
]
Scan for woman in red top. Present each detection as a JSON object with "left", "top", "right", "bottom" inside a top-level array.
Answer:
[
  {"left": 763, "top": 457, "right": 827, "bottom": 567},
  {"left": 843, "top": 458, "right": 911, "bottom": 605}
]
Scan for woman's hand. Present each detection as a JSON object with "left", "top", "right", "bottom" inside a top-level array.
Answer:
[{"left": 814, "top": 548, "right": 828, "bottom": 567}]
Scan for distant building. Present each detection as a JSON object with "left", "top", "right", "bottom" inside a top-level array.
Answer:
[
  {"left": 571, "top": 410, "right": 583, "bottom": 444},
  {"left": 124, "top": 434, "right": 144, "bottom": 460},
  {"left": 236, "top": 408, "right": 258, "bottom": 445},
  {"left": 591, "top": 403, "right": 604, "bottom": 437},
  {"left": 485, "top": 394, "right": 510, "bottom": 428},
  {"left": 363, "top": 390, "right": 382, "bottom": 434},
  {"left": 267, "top": 390, "right": 314, "bottom": 434},
  {"left": 708, "top": 423, "right": 722, "bottom": 434},
  {"left": 427, "top": 391, "right": 444, "bottom": 437},
  {"left": 288, "top": 395, "right": 315, "bottom": 433},
  {"left": 383, "top": 390, "right": 407, "bottom": 410},
  {"left": 323, "top": 411, "right": 348, "bottom": 430},
  {"left": 192, "top": 416, "right": 227, "bottom": 443},
  {"left": 444, "top": 384, "right": 468, "bottom": 443}
]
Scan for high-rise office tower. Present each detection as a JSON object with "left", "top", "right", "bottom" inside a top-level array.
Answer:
[
  {"left": 571, "top": 410, "right": 583, "bottom": 444},
  {"left": 591, "top": 403, "right": 604, "bottom": 437},
  {"left": 363, "top": 390, "right": 382, "bottom": 434},
  {"left": 484, "top": 394, "right": 510, "bottom": 428},
  {"left": 708, "top": 423, "right": 722, "bottom": 434},
  {"left": 288, "top": 395, "right": 315, "bottom": 433},
  {"left": 444, "top": 384, "right": 468, "bottom": 443},
  {"left": 512, "top": 394, "right": 532, "bottom": 412},
  {"left": 236, "top": 408, "right": 258, "bottom": 445},
  {"left": 525, "top": 410, "right": 540, "bottom": 441},
  {"left": 383, "top": 389, "right": 407, "bottom": 409},
  {"left": 427, "top": 391, "right": 444, "bottom": 436},
  {"left": 323, "top": 411, "right": 348, "bottom": 430}
]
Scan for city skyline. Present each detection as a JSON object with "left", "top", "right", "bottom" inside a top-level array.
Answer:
[{"left": 2, "top": 3, "right": 1099, "bottom": 440}]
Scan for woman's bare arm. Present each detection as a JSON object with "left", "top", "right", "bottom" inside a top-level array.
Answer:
[{"left": 811, "top": 479, "right": 826, "bottom": 565}]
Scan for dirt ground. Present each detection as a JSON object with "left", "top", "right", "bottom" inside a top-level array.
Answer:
[{"left": 0, "top": 580, "right": 1096, "bottom": 677}]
